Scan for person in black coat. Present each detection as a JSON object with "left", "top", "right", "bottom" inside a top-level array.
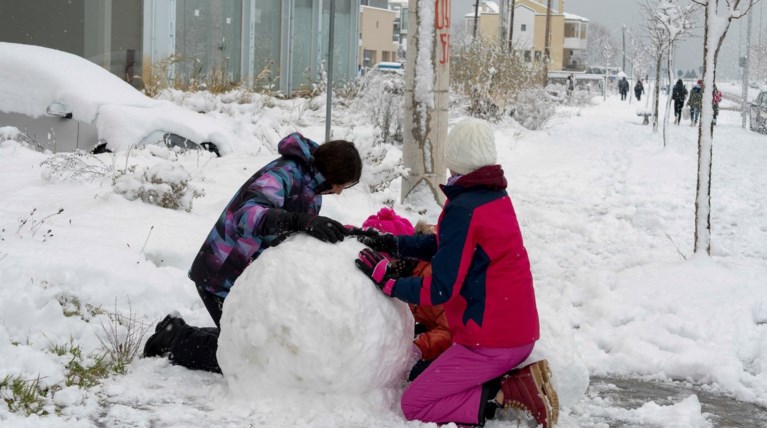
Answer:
[
  {"left": 634, "top": 79, "right": 645, "bottom": 101},
  {"left": 618, "top": 77, "right": 629, "bottom": 101},
  {"left": 671, "top": 79, "right": 688, "bottom": 125}
]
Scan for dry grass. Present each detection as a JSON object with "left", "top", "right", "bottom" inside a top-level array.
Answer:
[{"left": 451, "top": 37, "right": 545, "bottom": 121}]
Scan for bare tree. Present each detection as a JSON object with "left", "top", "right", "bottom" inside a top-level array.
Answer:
[
  {"left": 689, "top": 0, "right": 758, "bottom": 255},
  {"left": 642, "top": 0, "right": 695, "bottom": 138},
  {"left": 585, "top": 23, "right": 620, "bottom": 69},
  {"left": 621, "top": 25, "right": 650, "bottom": 88}
]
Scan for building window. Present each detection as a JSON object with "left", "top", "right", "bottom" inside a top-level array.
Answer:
[
  {"left": 521, "top": 24, "right": 527, "bottom": 32},
  {"left": 534, "top": 50, "right": 541, "bottom": 61},
  {"left": 524, "top": 50, "right": 531, "bottom": 62}
]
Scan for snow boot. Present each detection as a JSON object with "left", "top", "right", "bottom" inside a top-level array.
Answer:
[
  {"left": 497, "top": 359, "right": 559, "bottom": 427},
  {"left": 143, "top": 313, "right": 186, "bottom": 358}
]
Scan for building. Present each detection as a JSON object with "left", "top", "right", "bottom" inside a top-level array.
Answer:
[
  {"left": 0, "top": 0, "right": 360, "bottom": 96},
  {"left": 359, "top": 4, "right": 399, "bottom": 68},
  {"left": 358, "top": 0, "right": 410, "bottom": 70},
  {"left": 464, "top": 0, "right": 588, "bottom": 71}
]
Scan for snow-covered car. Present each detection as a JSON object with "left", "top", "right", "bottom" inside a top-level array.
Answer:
[
  {"left": 749, "top": 90, "right": 767, "bottom": 134},
  {"left": 0, "top": 42, "right": 232, "bottom": 155}
]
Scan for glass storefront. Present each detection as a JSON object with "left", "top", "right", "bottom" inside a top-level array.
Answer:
[
  {"left": 175, "top": 0, "right": 242, "bottom": 84},
  {"left": 0, "top": 0, "right": 357, "bottom": 96}
]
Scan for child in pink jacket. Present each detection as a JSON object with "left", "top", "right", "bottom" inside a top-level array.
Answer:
[{"left": 356, "top": 118, "right": 559, "bottom": 427}]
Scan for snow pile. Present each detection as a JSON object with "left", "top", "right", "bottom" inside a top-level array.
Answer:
[{"left": 218, "top": 236, "right": 414, "bottom": 412}]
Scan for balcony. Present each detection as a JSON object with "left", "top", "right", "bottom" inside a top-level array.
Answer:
[{"left": 564, "top": 37, "right": 587, "bottom": 50}]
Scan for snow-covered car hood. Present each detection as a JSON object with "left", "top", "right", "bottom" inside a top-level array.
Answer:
[{"left": 0, "top": 42, "right": 232, "bottom": 154}]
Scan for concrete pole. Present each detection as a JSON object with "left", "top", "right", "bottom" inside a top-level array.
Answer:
[
  {"left": 401, "top": 0, "right": 449, "bottom": 206},
  {"left": 742, "top": 9, "right": 752, "bottom": 128}
]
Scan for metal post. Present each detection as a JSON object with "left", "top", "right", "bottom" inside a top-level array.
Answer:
[
  {"left": 742, "top": 8, "right": 752, "bottom": 128},
  {"left": 325, "top": 0, "right": 335, "bottom": 142}
]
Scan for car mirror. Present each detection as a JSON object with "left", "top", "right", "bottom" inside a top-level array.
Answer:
[{"left": 46, "top": 102, "right": 73, "bottom": 119}]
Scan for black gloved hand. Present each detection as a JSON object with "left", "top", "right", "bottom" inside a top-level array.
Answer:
[
  {"left": 302, "top": 214, "right": 347, "bottom": 243},
  {"left": 355, "top": 248, "right": 398, "bottom": 296},
  {"left": 261, "top": 210, "right": 346, "bottom": 244},
  {"left": 357, "top": 231, "right": 397, "bottom": 255}
]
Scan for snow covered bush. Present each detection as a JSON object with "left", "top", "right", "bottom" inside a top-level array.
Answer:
[
  {"left": 40, "top": 151, "right": 112, "bottom": 183},
  {"left": 512, "top": 87, "right": 557, "bottom": 130},
  {"left": 338, "top": 127, "right": 407, "bottom": 193},
  {"left": 350, "top": 71, "right": 405, "bottom": 145},
  {"left": 0, "top": 126, "right": 46, "bottom": 152},
  {"left": 112, "top": 161, "right": 204, "bottom": 212},
  {"left": 451, "top": 38, "right": 544, "bottom": 121}
]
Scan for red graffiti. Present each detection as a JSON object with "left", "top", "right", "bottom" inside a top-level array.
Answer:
[
  {"left": 439, "top": 33, "right": 450, "bottom": 64},
  {"left": 435, "top": 0, "right": 450, "bottom": 30}
]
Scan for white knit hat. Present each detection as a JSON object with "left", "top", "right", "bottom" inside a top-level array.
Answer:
[{"left": 445, "top": 118, "right": 497, "bottom": 175}]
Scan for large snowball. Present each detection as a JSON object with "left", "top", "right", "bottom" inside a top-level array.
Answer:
[{"left": 217, "top": 235, "right": 413, "bottom": 408}]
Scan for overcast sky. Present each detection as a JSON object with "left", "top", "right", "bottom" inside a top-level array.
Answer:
[{"left": 449, "top": 0, "right": 767, "bottom": 81}]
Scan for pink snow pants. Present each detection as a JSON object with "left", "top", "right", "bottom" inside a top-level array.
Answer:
[{"left": 401, "top": 342, "right": 534, "bottom": 426}]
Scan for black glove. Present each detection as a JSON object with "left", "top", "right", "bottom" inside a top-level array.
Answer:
[
  {"left": 262, "top": 210, "right": 346, "bottom": 243},
  {"left": 302, "top": 214, "right": 346, "bottom": 243},
  {"left": 355, "top": 248, "right": 398, "bottom": 296},
  {"left": 357, "top": 230, "right": 397, "bottom": 255}
]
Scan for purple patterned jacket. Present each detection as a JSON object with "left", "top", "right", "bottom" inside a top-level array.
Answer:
[{"left": 189, "top": 133, "right": 328, "bottom": 297}]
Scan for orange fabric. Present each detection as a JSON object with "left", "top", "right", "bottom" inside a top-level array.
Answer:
[{"left": 410, "top": 261, "right": 452, "bottom": 361}]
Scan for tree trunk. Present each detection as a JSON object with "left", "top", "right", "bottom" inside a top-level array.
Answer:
[
  {"left": 694, "top": 1, "right": 732, "bottom": 255},
  {"left": 401, "top": 0, "right": 449, "bottom": 208},
  {"left": 663, "top": 45, "right": 674, "bottom": 147}
]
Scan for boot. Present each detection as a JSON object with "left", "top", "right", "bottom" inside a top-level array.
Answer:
[
  {"left": 143, "top": 313, "right": 187, "bottom": 358},
  {"left": 497, "top": 360, "right": 559, "bottom": 427}
]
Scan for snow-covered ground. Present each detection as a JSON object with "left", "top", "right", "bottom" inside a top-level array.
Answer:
[{"left": 1, "top": 86, "right": 766, "bottom": 427}]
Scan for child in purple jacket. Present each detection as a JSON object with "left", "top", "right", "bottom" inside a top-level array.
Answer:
[
  {"left": 356, "top": 118, "right": 558, "bottom": 427},
  {"left": 143, "top": 132, "right": 362, "bottom": 373}
]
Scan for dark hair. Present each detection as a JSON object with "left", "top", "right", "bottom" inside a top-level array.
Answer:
[{"left": 314, "top": 140, "right": 362, "bottom": 185}]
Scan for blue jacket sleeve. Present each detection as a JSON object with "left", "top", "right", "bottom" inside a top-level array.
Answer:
[
  {"left": 396, "top": 233, "right": 438, "bottom": 260},
  {"left": 391, "top": 204, "right": 473, "bottom": 306}
]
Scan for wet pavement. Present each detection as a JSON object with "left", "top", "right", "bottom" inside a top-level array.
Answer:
[{"left": 588, "top": 376, "right": 767, "bottom": 427}]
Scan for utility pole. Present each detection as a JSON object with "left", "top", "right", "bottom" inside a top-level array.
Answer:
[
  {"left": 473, "top": 0, "right": 480, "bottom": 40},
  {"left": 401, "top": 0, "right": 450, "bottom": 206},
  {"left": 622, "top": 24, "right": 626, "bottom": 72},
  {"left": 508, "top": 0, "right": 516, "bottom": 52},
  {"left": 542, "top": 0, "right": 552, "bottom": 85},
  {"left": 742, "top": 9, "right": 753, "bottom": 128},
  {"left": 499, "top": 0, "right": 506, "bottom": 47}
]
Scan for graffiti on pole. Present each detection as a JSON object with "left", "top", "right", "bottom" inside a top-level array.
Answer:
[{"left": 435, "top": 0, "right": 451, "bottom": 65}]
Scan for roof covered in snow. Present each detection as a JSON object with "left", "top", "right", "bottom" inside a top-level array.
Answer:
[{"left": 564, "top": 12, "right": 589, "bottom": 22}]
